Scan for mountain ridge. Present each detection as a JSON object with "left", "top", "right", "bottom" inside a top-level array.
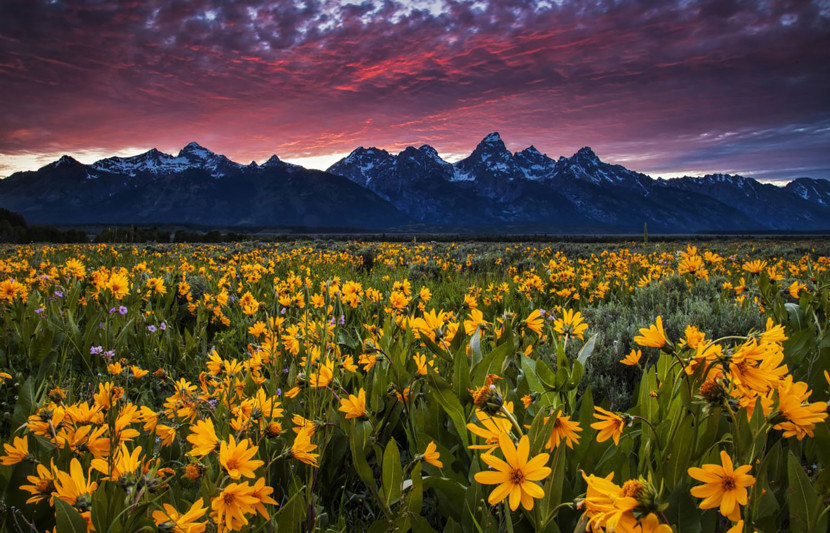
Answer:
[{"left": 1, "top": 134, "right": 828, "bottom": 232}]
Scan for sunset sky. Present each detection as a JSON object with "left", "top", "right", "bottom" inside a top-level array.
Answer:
[{"left": 1, "top": 0, "right": 829, "bottom": 181}]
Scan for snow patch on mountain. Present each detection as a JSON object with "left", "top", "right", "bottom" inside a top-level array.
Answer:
[{"left": 89, "top": 143, "right": 242, "bottom": 178}]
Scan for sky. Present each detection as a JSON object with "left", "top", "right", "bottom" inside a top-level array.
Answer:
[{"left": 1, "top": 0, "right": 829, "bottom": 182}]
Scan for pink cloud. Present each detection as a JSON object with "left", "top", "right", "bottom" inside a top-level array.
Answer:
[{"left": 0, "top": 0, "right": 828, "bottom": 179}]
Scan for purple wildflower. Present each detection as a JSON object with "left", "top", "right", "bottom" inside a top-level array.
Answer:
[
  {"left": 118, "top": 305, "right": 128, "bottom": 315},
  {"left": 148, "top": 325, "right": 157, "bottom": 333}
]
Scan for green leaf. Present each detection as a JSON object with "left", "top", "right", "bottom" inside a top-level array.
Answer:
[
  {"left": 576, "top": 334, "right": 598, "bottom": 366},
  {"left": 421, "top": 335, "right": 453, "bottom": 362},
  {"left": 368, "top": 519, "right": 391, "bottom": 533},
  {"left": 350, "top": 421, "right": 377, "bottom": 489},
  {"left": 55, "top": 498, "right": 88, "bottom": 533},
  {"left": 35, "top": 350, "right": 58, "bottom": 384},
  {"left": 453, "top": 341, "right": 471, "bottom": 402},
  {"left": 539, "top": 444, "right": 566, "bottom": 524},
  {"left": 421, "top": 476, "right": 467, "bottom": 511},
  {"left": 411, "top": 515, "right": 440, "bottom": 533},
  {"left": 535, "top": 359, "right": 559, "bottom": 390},
  {"left": 382, "top": 438, "right": 403, "bottom": 507},
  {"left": 521, "top": 357, "right": 546, "bottom": 395},
  {"left": 469, "top": 329, "right": 483, "bottom": 367},
  {"left": 811, "top": 422, "right": 830, "bottom": 467},
  {"left": 11, "top": 378, "right": 35, "bottom": 432},
  {"left": 787, "top": 451, "right": 827, "bottom": 533},
  {"left": 471, "top": 328, "right": 514, "bottom": 385},
  {"left": 427, "top": 375, "right": 469, "bottom": 448},
  {"left": 673, "top": 492, "right": 702, "bottom": 533},
  {"left": 784, "top": 302, "right": 805, "bottom": 330},
  {"left": 276, "top": 486, "right": 306, "bottom": 533},
  {"left": 568, "top": 360, "right": 584, "bottom": 389},
  {"left": 663, "top": 413, "right": 694, "bottom": 488},
  {"left": 406, "top": 462, "right": 424, "bottom": 516}
]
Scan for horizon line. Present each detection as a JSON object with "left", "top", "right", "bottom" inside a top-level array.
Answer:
[{"left": 0, "top": 133, "right": 823, "bottom": 185}]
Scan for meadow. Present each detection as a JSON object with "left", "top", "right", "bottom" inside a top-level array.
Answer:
[{"left": 0, "top": 240, "right": 828, "bottom": 533}]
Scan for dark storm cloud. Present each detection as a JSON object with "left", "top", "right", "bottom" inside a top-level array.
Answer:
[{"left": 1, "top": 0, "right": 829, "bottom": 179}]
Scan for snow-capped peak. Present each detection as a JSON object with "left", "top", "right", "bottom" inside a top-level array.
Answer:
[
  {"left": 514, "top": 145, "right": 556, "bottom": 181},
  {"left": 785, "top": 177, "right": 830, "bottom": 206},
  {"left": 49, "top": 155, "right": 81, "bottom": 169},
  {"left": 86, "top": 143, "right": 240, "bottom": 179},
  {"left": 418, "top": 144, "right": 442, "bottom": 159},
  {"left": 178, "top": 141, "right": 215, "bottom": 160},
  {"left": 573, "top": 146, "right": 600, "bottom": 164},
  {"left": 451, "top": 133, "right": 516, "bottom": 184},
  {"left": 481, "top": 132, "right": 503, "bottom": 144},
  {"left": 262, "top": 155, "right": 283, "bottom": 168}
]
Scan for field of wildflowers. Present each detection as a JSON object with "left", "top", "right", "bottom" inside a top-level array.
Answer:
[{"left": 0, "top": 241, "right": 828, "bottom": 533}]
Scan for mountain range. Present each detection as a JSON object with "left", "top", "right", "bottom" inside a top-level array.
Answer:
[{"left": 1, "top": 133, "right": 828, "bottom": 233}]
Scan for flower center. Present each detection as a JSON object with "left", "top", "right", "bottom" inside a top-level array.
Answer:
[
  {"left": 620, "top": 480, "right": 643, "bottom": 498},
  {"left": 223, "top": 492, "right": 236, "bottom": 505},
  {"left": 509, "top": 468, "right": 526, "bottom": 485},
  {"left": 721, "top": 475, "right": 736, "bottom": 491}
]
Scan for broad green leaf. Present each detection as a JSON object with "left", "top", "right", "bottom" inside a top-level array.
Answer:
[
  {"left": 406, "top": 462, "right": 424, "bottom": 516},
  {"left": 56, "top": 498, "right": 88, "bottom": 533},
  {"left": 382, "top": 438, "right": 403, "bottom": 507},
  {"left": 471, "top": 328, "right": 514, "bottom": 385},
  {"left": 427, "top": 375, "right": 469, "bottom": 448},
  {"left": 521, "top": 357, "right": 546, "bottom": 395},
  {"left": 787, "top": 451, "right": 826, "bottom": 533},
  {"left": 276, "top": 484, "right": 306, "bottom": 533},
  {"left": 349, "top": 421, "right": 377, "bottom": 489},
  {"left": 469, "top": 329, "right": 482, "bottom": 366},
  {"left": 576, "top": 333, "right": 598, "bottom": 366}
]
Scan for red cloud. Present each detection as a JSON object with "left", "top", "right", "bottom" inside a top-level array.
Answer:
[{"left": 0, "top": 0, "right": 828, "bottom": 179}]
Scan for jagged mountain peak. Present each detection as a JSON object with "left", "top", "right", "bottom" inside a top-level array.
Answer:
[
  {"left": 49, "top": 155, "right": 83, "bottom": 168},
  {"left": 417, "top": 144, "right": 440, "bottom": 157},
  {"left": 178, "top": 141, "right": 215, "bottom": 159},
  {"left": 786, "top": 177, "right": 830, "bottom": 206},
  {"left": 572, "top": 146, "right": 600, "bottom": 163},
  {"left": 552, "top": 146, "right": 653, "bottom": 191},
  {"left": 328, "top": 146, "right": 395, "bottom": 188},
  {"left": 476, "top": 132, "right": 507, "bottom": 150},
  {"left": 519, "top": 145, "right": 542, "bottom": 155},
  {"left": 5, "top": 134, "right": 829, "bottom": 233},
  {"left": 343, "top": 146, "right": 392, "bottom": 161},
  {"left": 700, "top": 173, "right": 748, "bottom": 183},
  {"left": 676, "top": 173, "right": 762, "bottom": 192},
  {"left": 463, "top": 132, "right": 512, "bottom": 161},
  {"left": 398, "top": 144, "right": 446, "bottom": 163},
  {"left": 514, "top": 145, "right": 556, "bottom": 181},
  {"left": 451, "top": 133, "right": 516, "bottom": 190}
]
